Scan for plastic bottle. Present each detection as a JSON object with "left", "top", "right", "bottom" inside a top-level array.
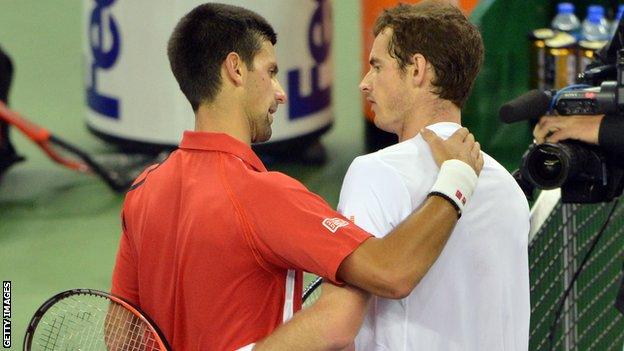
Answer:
[
  {"left": 610, "top": 5, "right": 624, "bottom": 37},
  {"left": 581, "top": 5, "right": 610, "bottom": 41},
  {"left": 551, "top": 3, "right": 581, "bottom": 37}
]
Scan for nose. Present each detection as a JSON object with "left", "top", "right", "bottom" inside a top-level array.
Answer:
[
  {"left": 274, "top": 79, "right": 288, "bottom": 104},
  {"left": 359, "top": 71, "right": 371, "bottom": 93}
]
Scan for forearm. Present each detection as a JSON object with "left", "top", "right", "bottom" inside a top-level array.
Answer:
[
  {"left": 599, "top": 114, "right": 624, "bottom": 165},
  {"left": 338, "top": 196, "right": 458, "bottom": 298},
  {"left": 254, "top": 283, "right": 370, "bottom": 350}
]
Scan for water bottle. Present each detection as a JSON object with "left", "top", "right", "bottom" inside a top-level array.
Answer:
[
  {"left": 581, "top": 5, "right": 610, "bottom": 41},
  {"left": 551, "top": 2, "right": 581, "bottom": 37},
  {"left": 610, "top": 5, "right": 624, "bottom": 37}
]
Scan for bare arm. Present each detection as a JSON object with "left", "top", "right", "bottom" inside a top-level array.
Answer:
[
  {"left": 252, "top": 128, "right": 482, "bottom": 347},
  {"left": 338, "top": 128, "right": 484, "bottom": 298},
  {"left": 533, "top": 114, "right": 603, "bottom": 144},
  {"left": 253, "top": 283, "right": 370, "bottom": 351}
]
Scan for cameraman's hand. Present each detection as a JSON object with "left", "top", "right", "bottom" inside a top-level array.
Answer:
[{"left": 533, "top": 115, "right": 604, "bottom": 145}]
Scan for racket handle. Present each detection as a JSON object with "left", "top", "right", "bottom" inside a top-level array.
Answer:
[{"left": 0, "top": 101, "right": 50, "bottom": 142}]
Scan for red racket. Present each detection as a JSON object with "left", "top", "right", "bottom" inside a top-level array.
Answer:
[
  {"left": 24, "top": 289, "right": 170, "bottom": 351},
  {"left": 0, "top": 101, "right": 166, "bottom": 192}
]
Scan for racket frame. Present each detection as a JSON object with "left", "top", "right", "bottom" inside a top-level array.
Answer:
[
  {"left": 0, "top": 101, "right": 150, "bottom": 192},
  {"left": 23, "top": 288, "right": 171, "bottom": 351},
  {"left": 302, "top": 277, "right": 323, "bottom": 305}
]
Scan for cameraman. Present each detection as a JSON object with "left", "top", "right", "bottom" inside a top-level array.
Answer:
[{"left": 533, "top": 114, "right": 624, "bottom": 165}]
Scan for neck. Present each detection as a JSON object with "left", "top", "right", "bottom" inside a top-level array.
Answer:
[
  {"left": 397, "top": 99, "right": 461, "bottom": 142},
  {"left": 194, "top": 95, "right": 251, "bottom": 145}
]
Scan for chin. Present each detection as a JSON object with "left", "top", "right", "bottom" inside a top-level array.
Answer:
[
  {"left": 253, "top": 130, "right": 272, "bottom": 144},
  {"left": 373, "top": 118, "right": 390, "bottom": 133},
  {"left": 373, "top": 114, "right": 399, "bottom": 134}
]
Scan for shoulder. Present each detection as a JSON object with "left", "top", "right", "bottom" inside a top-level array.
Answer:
[
  {"left": 347, "top": 138, "right": 431, "bottom": 178},
  {"left": 253, "top": 170, "right": 308, "bottom": 191},
  {"left": 341, "top": 144, "right": 425, "bottom": 205},
  {"left": 343, "top": 152, "right": 406, "bottom": 192},
  {"left": 478, "top": 152, "right": 530, "bottom": 211},
  {"left": 242, "top": 169, "right": 328, "bottom": 205},
  {"left": 481, "top": 153, "right": 519, "bottom": 186}
]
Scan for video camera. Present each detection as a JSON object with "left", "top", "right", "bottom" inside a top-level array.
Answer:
[{"left": 499, "top": 24, "right": 624, "bottom": 204}]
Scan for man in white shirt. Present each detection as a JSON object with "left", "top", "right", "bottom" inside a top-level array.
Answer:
[{"left": 337, "top": 1, "right": 531, "bottom": 350}]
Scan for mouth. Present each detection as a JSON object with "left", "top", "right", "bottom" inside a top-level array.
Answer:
[
  {"left": 365, "top": 97, "right": 376, "bottom": 105},
  {"left": 268, "top": 106, "right": 277, "bottom": 115}
]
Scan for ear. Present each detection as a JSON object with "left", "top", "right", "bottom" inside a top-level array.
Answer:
[
  {"left": 410, "top": 53, "right": 428, "bottom": 87},
  {"left": 223, "top": 52, "right": 245, "bottom": 86}
]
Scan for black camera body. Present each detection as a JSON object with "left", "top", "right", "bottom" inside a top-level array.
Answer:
[
  {"left": 520, "top": 141, "right": 624, "bottom": 203},
  {"left": 502, "top": 45, "right": 624, "bottom": 203}
]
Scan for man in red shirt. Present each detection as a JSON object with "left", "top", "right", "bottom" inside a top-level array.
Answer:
[{"left": 111, "top": 3, "right": 484, "bottom": 350}]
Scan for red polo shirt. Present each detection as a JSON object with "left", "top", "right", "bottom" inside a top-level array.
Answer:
[{"left": 111, "top": 131, "right": 372, "bottom": 350}]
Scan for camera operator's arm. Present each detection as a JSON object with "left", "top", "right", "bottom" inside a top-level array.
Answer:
[
  {"left": 598, "top": 114, "right": 624, "bottom": 158},
  {"left": 533, "top": 115, "right": 604, "bottom": 145},
  {"left": 534, "top": 114, "right": 624, "bottom": 166}
]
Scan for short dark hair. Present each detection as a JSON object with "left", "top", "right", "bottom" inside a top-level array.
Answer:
[
  {"left": 374, "top": 1, "right": 484, "bottom": 108},
  {"left": 167, "top": 3, "right": 277, "bottom": 111}
]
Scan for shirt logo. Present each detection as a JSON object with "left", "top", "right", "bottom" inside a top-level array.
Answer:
[{"left": 322, "top": 218, "right": 349, "bottom": 233}]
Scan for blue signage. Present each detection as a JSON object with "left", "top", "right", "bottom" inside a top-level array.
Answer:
[
  {"left": 287, "top": 0, "right": 332, "bottom": 120},
  {"left": 87, "top": 0, "right": 120, "bottom": 119}
]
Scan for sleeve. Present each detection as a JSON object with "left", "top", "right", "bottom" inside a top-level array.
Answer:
[
  {"left": 599, "top": 114, "right": 624, "bottom": 167},
  {"left": 239, "top": 173, "right": 373, "bottom": 285},
  {"left": 110, "top": 211, "right": 139, "bottom": 305},
  {"left": 337, "top": 156, "right": 412, "bottom": 238}
]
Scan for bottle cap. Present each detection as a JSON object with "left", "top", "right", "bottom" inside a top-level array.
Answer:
[
  {"left": 557, "top": 2, "right": 574, "bottom": 14},
  {"left": 587, "top": 5, "right": 605, "bottom": 23}
]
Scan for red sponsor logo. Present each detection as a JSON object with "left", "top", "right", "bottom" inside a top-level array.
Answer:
[
  {"left": 455, "top": 190, "right": 467, "bottom": 206},
  {"left": 322, "top": 218, "right": 349, "bottom": 233}
]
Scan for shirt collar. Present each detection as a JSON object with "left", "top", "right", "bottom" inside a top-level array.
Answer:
[
  {"left": 179, "top": 131, "right": 268, "bottom": 172},
  {"left": 424, "top": 122, "right": 462, "bottom": 138}
]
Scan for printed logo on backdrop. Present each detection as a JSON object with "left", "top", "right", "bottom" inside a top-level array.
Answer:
[
  {"left": 322, "top": 218, "right": 349, "bottom": 234},
  {"left": 87, "top": 0, "right": 120, "bottom": 119},
  {"left": 287, "top": 0, "right": 332, "bottom": 120}
]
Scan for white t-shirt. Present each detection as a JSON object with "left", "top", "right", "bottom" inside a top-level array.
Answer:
[{"left": 338, "top": 122, "right": 530, "bottom": 351}]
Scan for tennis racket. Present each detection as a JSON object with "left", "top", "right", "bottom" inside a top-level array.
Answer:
[
  {"left": 302, "top": 276, "right": 323, "bottom": 308},
  {"left": 24, "top": 289, "right": 170, "bottom": 351},
  {"left": 0, "top": 101, "right": 167, "bottom": 192}
]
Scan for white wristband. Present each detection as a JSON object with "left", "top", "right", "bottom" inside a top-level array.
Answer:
[{"left": 429, "top": 159, "right": 478, "bottom": 217}]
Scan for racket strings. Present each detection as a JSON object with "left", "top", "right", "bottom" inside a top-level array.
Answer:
[
  {"left": 37, "top": 295, "right": 106, "bottom": 350},
  {"left": 302, "top": 276, "right": 323, "bottom": 308},
  {"left": 32, "top": 293, "right": 163, "bottom": 350},
  {"left": 105, "top": 304, "right": 159, "bottom": 350}
]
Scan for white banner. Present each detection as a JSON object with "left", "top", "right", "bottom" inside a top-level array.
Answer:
[{"left": 83, "top": 0, "right": 333, "bottom": 145}]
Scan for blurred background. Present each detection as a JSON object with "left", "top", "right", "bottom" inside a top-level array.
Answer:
[{"left": 1, "top": 0, "right": 623, "bottom": 350}]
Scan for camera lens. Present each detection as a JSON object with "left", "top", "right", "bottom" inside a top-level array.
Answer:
[
  {"left": 521, "top": 142, "right": 606, "bottom": 191},
  {"left": 522, "top": 143, "right": 570, "bottom": 189},
  {"left": 535, "top": 150, "right": 562, "bottom": 180}
]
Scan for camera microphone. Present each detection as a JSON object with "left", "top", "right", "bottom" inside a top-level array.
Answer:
[{"left": 499, "top": 89, "right": 554, "bottom": 124}]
